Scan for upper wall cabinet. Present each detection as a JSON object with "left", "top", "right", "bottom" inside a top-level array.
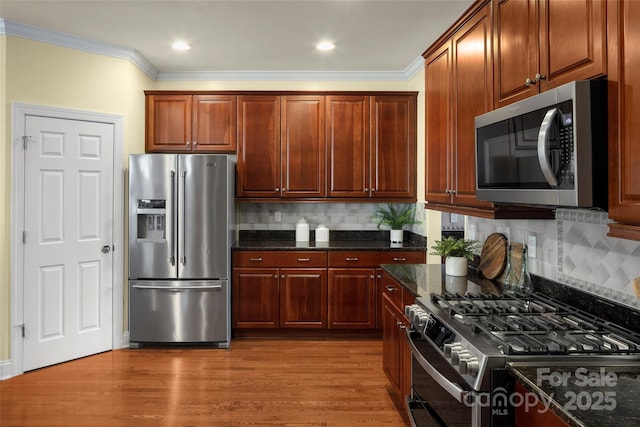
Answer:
[
  {"left": 425, "top": 2, "right": 494, "bottom": 212},
  {"left": 236, "top": 95, "right": 326, "bottom": 199},
  {"left": 145, "top": 93, "right": 237, "bottom": 152},
  {"left": 494, "top": 0, "right": 607, "bottom": 108},
  {"left": 326, "top": 95, "right": 416, "bottom": 200},
  {"left": 607, "top": 0, "right": 640, "bottom": 241}
]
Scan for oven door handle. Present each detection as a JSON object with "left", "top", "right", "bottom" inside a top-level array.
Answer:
[{"left": 406, "top": 329, "right": 469, "bottom": 403}]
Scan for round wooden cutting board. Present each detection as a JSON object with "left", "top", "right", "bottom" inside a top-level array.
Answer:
[{"left": 477, "top": 233, "right": 508, "bottom": 280}]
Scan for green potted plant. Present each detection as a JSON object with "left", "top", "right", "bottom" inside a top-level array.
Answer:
[
  {"left": 429, "top": 236, "right": 478, "bottom": 276},
  {"left": 371, "top": 204, "right": 421, "bottom": 244}
]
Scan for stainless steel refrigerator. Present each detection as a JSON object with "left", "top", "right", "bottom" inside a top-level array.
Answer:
[{"left": 128, "top": 154, "right": 234, "bottom": 347}]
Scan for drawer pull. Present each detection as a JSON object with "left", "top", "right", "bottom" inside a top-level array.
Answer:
[
  {"left": 250, "top": 258, "right": 263, "bottom": 262},
  {"left": 386, "top": 285, "right": 398, "bottom": 292},
  {"left": 297, "top": 258, "right": 311, "bottom": 262},
  {"left": 345, "top": 257, "right": 359, "bottom": 262},
  {"left": 393, "top": 257, "right": 407, "bottom": 262}
]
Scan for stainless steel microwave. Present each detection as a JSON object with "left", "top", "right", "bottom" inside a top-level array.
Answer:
[{"left": 474, "top": 80, "right": 607, "bottom": 209}]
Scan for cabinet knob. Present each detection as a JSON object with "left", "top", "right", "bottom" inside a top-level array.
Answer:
[
  {"left": 377, "top": 274, "right": 382, "bottom": 279},
  {"left": 186, "top": 141, "right": 191, "bottom": 146},
  {"left": 193, "top": 141, "right": 198, "bottom": 146},
  {"left": 274, "top": 274, "right": 278, "bottom": 279},
  {"left": 535, "top": 73, "right": 546, "bottom": 82},
  {"left": 275, "top": 187, "right": 280, "bottom": 193},
  {"left": 525, "top": 77, "right": 535, "bottom": 86},
  {"left": 364, "top": 188, "right": 369, "bottom": 192},
  {"left": 370, "top": 275, "right": 374, "bottom": 279},
  {"left": 371, "top": 188, "right": 376, "bottom": 192}
]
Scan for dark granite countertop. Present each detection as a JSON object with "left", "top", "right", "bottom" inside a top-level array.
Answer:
[
  {"left": 233, "top": 230, "right": 427, "bottom": 251},
  {"left": 380, "top": 263, "right": 640, "bottom": 427},
  {"left": 509, "top": 363, "right": 640, "bottom": 427}
]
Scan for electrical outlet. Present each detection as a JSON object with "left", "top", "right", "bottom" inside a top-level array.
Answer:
[
  {"left": 274, "top": 211, "right": 281, "bottom": 223},
  {"left": 527, "top": 233, "right": 537, "bottom": 258}
]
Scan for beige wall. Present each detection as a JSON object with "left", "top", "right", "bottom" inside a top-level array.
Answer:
[
  {"left": 1, "top": 36, "right": 152, "bottom": 361},
  {"left": 0, "top": 36, "right": 424, "bottom": 362}
]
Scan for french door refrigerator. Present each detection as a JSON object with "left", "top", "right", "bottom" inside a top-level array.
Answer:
[{"left": 128, "top": 154, "right": 234, "bottom": 347}]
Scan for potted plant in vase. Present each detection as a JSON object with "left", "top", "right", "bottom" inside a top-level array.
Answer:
[
  {"left": 430, "top": 236, "right": 478, "bottom": 276},
  {"left": 372, "top": 204, "right": 421, "bottom": 244}
]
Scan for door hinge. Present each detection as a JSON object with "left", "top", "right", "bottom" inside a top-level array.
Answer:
[
  {"left": 22, "top": 136, "right": 29, "bottom": 150},
  {"left": 23, "top": 231, "right": 27, "bottom": 243}
]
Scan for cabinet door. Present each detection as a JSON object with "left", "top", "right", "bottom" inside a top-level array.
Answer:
[
  {"left": 281, "top": 96, "right": 326, "bottom": 198},
  {"left": 493, "top": 0, "right": 539, "bottom": 108},
  {"left": 328, "top": 268, "right": 376, "bottom": 329},
  {"left": 539, "top": 0, "right": 606, "bottom": 91},
  {"left": 192, "top": 95, "right": 237, "bottom": 152},
  {"left": 237, "top": 96, "right": 281, "bottom": 197},
  {"left": 146, "top": 94, "right": 192, "bottom": 152},
  {"left": 425, "top": 41, "right": 453, "bottom": 204},
  {"left": 452, "top": 2, "right": 494, "bottom": 208},
  {"left": 326, "top": 96, "right": 370, "bottom": 198},
  {"left": 382, "top": 294, "right": 403, "bottom": 395},
  {"left": 232, "top": 268, "right": 279, "bottom": 328},
  {"left": 280, "top": 268, "right": 327, "bottom": 328},
  {"left": 607, "top": 0, "right": 640, "bottom": 239},
  {"left": 370, "top": 95, "right": 417, "bottom": 199}
]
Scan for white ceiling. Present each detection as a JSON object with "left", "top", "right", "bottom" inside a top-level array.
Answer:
[{"left": 0, "top": 0, "right": 474, "bottom": 79}]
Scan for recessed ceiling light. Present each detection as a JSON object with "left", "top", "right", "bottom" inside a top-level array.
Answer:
[
  {"left": 316, "top": 41, "right": 335, "bottom": 51},
  {"left": 171, "top": 42, "right": 191, "bottom": 51}
]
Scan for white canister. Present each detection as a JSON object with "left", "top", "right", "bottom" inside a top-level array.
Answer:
[
  {"left": 315, "top": 224, "right": 330, "bottom": 242},
  {"left": 295, "top": 218, "right": 309, "bottom": 242}
]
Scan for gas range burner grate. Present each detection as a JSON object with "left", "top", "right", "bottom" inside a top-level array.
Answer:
[{"left": 430, "top": 291, "right": 640, "bottom": 356}]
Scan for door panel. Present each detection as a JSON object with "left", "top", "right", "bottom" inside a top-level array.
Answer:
[
  {"left": 24, "top": 115, "right": 114, "bottom": 371},
  {"left": 128, "top": 154, "right": 177, "bottom": 279},
  {"left": 178, "top": 155, "right": 229, "bottom": 279}
]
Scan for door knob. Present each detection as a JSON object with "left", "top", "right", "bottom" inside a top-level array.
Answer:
[{"left": 101, "top": 244, "right": 112, "bottom": 253}]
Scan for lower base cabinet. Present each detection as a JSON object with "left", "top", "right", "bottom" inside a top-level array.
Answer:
[
  {"left": 232, "top": 249, "right": 425, "bottom": 332},
  {"left": 328, "top": 268, "right": 376, "bottom": 329},
  {"left": 381, "top": 273, "right": 413, "bottom": 400}
]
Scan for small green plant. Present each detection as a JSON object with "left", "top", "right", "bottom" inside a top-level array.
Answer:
[
  {"left": 430, "top": 236, "right": 478, "bottom": 260},
  {"left": 372, "top": 204, "right": 421, "bottom": 230}
]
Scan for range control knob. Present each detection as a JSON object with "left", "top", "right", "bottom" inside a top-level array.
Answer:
[
  {"left": 451, "top": 349, "right": 470, "bottom": 366},
  {"left": 459, "top": 357, "right": 479, "bottom": 375},
  {"left": 443, "top": 342, "right": 462, "bottom": 358}
]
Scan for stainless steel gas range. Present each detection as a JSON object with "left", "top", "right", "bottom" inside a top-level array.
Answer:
[{"left": 401, "top": 270, "right": 640, "bottom": 427}]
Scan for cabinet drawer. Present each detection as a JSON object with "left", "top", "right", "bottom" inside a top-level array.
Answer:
[
  {"left": 234, "top": 251, "right": 327, "bottom": 267},
  {"left": 381, "top": 273, "right": 403, "bottom": 309},
  {"left": 328, "top": 250, "right": 425, "bottom": 267}
]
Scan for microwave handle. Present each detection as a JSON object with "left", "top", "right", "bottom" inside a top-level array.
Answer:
[{"left": 537, "top": 107, "right": 559, "bottom": 187}]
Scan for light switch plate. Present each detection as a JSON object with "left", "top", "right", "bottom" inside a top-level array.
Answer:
[{"left": 274, "top": 211, "right": 281, "bottom": 223}]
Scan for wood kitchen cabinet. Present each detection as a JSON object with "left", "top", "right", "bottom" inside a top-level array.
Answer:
[
  {"left": 423, "top": 1, "right": 555, "bottom": 219},
  {"left": 370, "top": 96, "right": 417, "bottom": 199},
  {"left": 328, "top": 251, "right": 425, "bottom": 329},
  {"left": 236, "top": 95, "right": 325, "bottom": 199},
  {"left": 606, "top": 0, "right": 640, "bottom": 240},
  {"left": 232, "top": 251, "right": 328, "bottom": 329},
  {"left": 326, "top": 95, "right": 417, "bottom": 200},
  {"left": 493, "top": 0, "right": 606, "bottom": 108},
  {"left": 424, "top": 2, "right": 495, "bottom": 211},
  {"left": 381, "top": 272, "right": 413, "bottom": 401},
  {"left": 326, "top": 95, "right": 370, "bottom": 198},
  {"left": 145, "top": 93, "right": 237, "bottom": 152}
]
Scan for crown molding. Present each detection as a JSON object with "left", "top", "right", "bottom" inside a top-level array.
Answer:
[
  {"left": 0, "top": 19, "right": 159, "bottom": 79},
  {"left": 1, "top": 18, "right": 420, "bottom": 82}
]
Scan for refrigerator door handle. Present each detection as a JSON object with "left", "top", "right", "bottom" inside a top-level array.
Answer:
[
  {"left": 178, "top": 169, "right": 187, "bottom": 266},
  {"left": 169, "top": 170, "right": 176, "bottom": 266},
  {"left": 131, "top": 284, "right": 223, "bottom": 291}
]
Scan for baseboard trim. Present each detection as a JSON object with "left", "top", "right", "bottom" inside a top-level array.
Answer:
[{"left": 0, "top": 358, "right": 13, "bottom": 380}]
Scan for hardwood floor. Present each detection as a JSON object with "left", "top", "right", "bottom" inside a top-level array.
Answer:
[{"left": 0, "top": 339, "right": 409, "bottom": 426}]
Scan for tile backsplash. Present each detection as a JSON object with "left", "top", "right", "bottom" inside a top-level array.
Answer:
[
  {"left": 237, "top": 202, "right": 427, "bottom": 236},
  {"left": 467, "top": 209, "right": 640, "bottom": 309}
]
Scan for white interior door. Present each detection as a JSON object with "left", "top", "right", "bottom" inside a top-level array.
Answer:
[{"left": 23, "top": 115, "right": 114, "bottom": 371}]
